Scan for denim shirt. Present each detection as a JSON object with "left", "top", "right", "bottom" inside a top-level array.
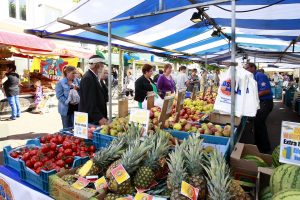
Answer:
[{"left": 55, "top": 77, "right": 80, "bottom": 116}]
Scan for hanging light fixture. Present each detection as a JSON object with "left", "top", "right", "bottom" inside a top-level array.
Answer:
[
  {"left": 211, "top": 29, "right": 221, "bottom": 37},
  {"left": 190, "top": 11, "right": 203, "bottom": 23}
]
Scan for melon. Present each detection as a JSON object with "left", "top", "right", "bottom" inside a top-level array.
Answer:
[
  {"left": 260, "top": 186, "right": 272, "bottom": 200},
  {"left": 270, "top": 164, "right": 300, "bottom": 194},
  {"left": 273, "top": 189, "right": 300, "bottom": 200},
  {"left": 242, "top": 155, "right": 268, "bottom": 167},
  {"left": 272, "top": 145, "right": 282, "bottom": 168}
]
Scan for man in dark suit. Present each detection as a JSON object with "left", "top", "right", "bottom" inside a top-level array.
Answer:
[{"left": 79, "top": 55, "right": 108, "bottom": 125}]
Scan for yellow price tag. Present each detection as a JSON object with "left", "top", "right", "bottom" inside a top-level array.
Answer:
[
  {"left": 134, "top": 193, "right": 153, "bottom": 200},
  {"left": 111, "top": 164, "right": 130, "bottom": 185},
  {"left": 181, "top": 181, "right": 199, "bottom": 200},
  {"left": 94, "top": 176, "right": 108, "bottom": 190},
  {"left": 72, "top": 177, "right": 90, "bottom": 190}
]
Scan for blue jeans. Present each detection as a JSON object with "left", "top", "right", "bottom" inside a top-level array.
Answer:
[
  {"left": 7, "top": 95, "right": 21, "bottom": 119},
  {"left": 61, "top": 114, "right": 74, "bottom": 129}
]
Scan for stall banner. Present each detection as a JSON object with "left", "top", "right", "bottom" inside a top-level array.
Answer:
[
  {"left": 74, "top": 111, "right": 88, "bottom": 139},
  {"left": 280, "top": 121, "right": 300, "bottom": 166},
  {"left": 31, "top": 57, "right": 79, "bottom": 79},
  {"left": 129, "top": 108, "right": 150, "bottom": 136},
  {"left": 0, "top": 173, "right": 52, "bottom": 200}
]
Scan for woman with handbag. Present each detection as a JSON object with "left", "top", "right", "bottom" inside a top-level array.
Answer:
[
  {"left": 125, "top": 70, "right": 135, "bottom": 98},
  {"left": 55, "top": 66, "right": 80, "bottom": 128}
]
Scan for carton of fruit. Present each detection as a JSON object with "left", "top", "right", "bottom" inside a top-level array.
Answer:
[
  {"left": 49, "top": 167, "right": 106, "bottom": 200},
  {"left": 230, "top": 143, "right": 272, "bottom": 185},
  {"left": 3, "top": 139, "right": 41, "bottom": 172}
]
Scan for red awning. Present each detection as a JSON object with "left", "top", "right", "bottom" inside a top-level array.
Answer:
[{"left": 0, "top": 30, "right": 55, "bottom": 52}]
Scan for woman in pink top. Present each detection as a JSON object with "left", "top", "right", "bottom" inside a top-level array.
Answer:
[{"left": 157, "top": 64, "right": 176, "bottom": 99}]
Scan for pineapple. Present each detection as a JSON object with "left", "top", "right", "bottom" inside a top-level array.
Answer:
[
  {"left": 78, "top": 137, "right": 126, "bottom": 177},
  {"left": 104, "top": 193, "right": 125, "bottom": 200},
  {"left": 202, "top": 150, "right": 231, "bottom": 200},
  {"left": 61, "top": 174, "right": 77, "bottom": 185},
  {"left": 184, "top": 135, "right": 206, "bottom": 200},
  {"left": 107, "top": 138, "right": 153, "bottom": 194},
  {"left": 229, "top": 180, "right": 251, "bottom": 200},
  {"left": 134, "top": 131, "right": 170, "bottom": 189},
  {"left": 167, "top": 143, "right": 189, "bottom": 200}
]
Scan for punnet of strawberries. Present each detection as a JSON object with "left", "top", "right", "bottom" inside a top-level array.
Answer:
[{"left": 9, "top": 133, "right": 96, "bottom": 175}]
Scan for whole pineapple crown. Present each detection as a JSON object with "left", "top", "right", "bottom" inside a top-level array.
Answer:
[
  {"left": 144, "top": 131, "right": 170, "bottom": 170},
  {"left": 121, "top": 138, "right": 153, "bottom": 175},
  {"left": 183, "top": 134, "right": 204, "bottom": 176},
  {"left": 167, "top": 143, "right": 187, "bottom": 189}
]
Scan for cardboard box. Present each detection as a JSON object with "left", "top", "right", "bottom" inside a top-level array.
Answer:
[
  {"left": 49, "top": 167, "right": 106, "bottom": 200},
  {"left": 118, "top": 98, "right": 128, "bottom": 117},
  {"left": 209, "top": 112, "right": 241, "bottom": 126},
  {"left": 256, "top": 167, "right": 273, "bottom": 200},
  {"left": 230, "top": 143, "right": 272, "bottom": 184}
]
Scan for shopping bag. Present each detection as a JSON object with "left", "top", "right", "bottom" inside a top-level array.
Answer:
[{"left": 69, "top": 89, "right": 80, "bottom": 104}]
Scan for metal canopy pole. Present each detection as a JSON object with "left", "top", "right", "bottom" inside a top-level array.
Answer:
[
  {"left": 230, "top": 0, "right": 236, "bottom": 152},
  {"left": 108, "top": 21, "right": 112, "bottom": 122}
]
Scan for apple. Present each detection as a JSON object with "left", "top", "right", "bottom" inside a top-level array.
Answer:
[
  {"left": 150, "top": 110, "right": 154, "bottom": 119},
  {"left": 179, "top": 119, "right": 187, "bottom": 126},
  {"left": 152, "top": 118, "right": 159, "bottom": 126},
  {"left": 164, "top": 120, "right": 170, "bottom": 129},
  {"left": 184, "top": 123, "right": 192, "bottom": 132},
  {"left": 173, "top": 123, "right": 182, "bottom": 131}
]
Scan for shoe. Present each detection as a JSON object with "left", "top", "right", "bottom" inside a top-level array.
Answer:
[
  {"left": 16, "top": 115, "right": 20, "bottom": 118},
  {"left": 9, "top": 116, "right": 16, "bottom": 120}
]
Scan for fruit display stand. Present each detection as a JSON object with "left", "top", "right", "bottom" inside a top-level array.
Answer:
[{"left": 230, "top": 143, "right": 272, "bottom": 185}]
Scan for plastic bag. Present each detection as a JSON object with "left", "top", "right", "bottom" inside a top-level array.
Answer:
[
  {"left": 242, "top": 73, "right": 259, "bottom": 116},
  {"left": 141, "top": 96, "right": 164, "bottom": 109},
  {"left": 69, "top": 89, "right": 80, "bottom": 104}
]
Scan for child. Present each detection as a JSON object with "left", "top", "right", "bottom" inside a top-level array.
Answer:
[{"left": 32, "top": 79, "right": 44, "bottom": 114}]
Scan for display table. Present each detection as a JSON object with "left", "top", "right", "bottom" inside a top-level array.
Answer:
[{"left": 0, "top": 166, "right": 53, "bottom": 200}]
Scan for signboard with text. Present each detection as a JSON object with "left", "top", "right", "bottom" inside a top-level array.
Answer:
[
  {"left": 129, "top": 109, "right": 150, "bottom": 136},
  {"left": 279, "top": 121, "right": 300, "bottom": 166},
  {"left": 74, "top": 112, "right": 88, "bottom": 139}
]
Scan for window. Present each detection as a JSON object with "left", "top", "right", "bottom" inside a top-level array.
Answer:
[
  {"left": 8, "top": 0, "right": 27, "bottom": 21},
  {"left": 19, "top": 0, "right": 26, "bottom": 21},
  {"left": 9, "top": 0, "right": 16, "bottom": 18}
]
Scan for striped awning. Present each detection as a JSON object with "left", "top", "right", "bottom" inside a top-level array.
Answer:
[{"left": 26, "top": 0, "right": 300, "bottom": 63}]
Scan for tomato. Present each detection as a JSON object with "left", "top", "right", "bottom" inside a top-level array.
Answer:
[
  {"left": 56, "top": 160, "right": 65, "bottom": 167},
  {"left": 50, "top": 137, "right": 58, "bottom": 144},
  {"left": 49, "top": 143, "right": 57, "bottom": 151},
  {"left": 56, "top": 152, "right": 64, "bottom": 160},
  {"left": 45, "top": 134, "right": 52, "bottom": 141},
  {"left": 64, "top": 149, "right": 73, "bottom": 156},
  {"left": 57, "top": 135, "right": 64, "bottom": 144},
  {"left": 89, "top": 145, "right": 96, "bottom": 153},
  {"left": 37, "top": 167, "right": 43, "bottom": 174},
  {"left": 41, "top": 145, "right": 50, "bottom": 154},
  {"left": 42, "top": 156, "right": 49, "bottom": 163},
  {"left": 10, "top": 152, "right": 19, "bottom": 158},
  {"left": 62, "top": 141, "right": 71, "bottom": 149},
  {"left": 72, "top": 152, "right": 76, "bottom": 157},
  {"left": 65, "top": 157, "right": 74, "bottom": 164},
  {"left": 30, "top": 155, "right": 38, "bottom": 163},
  {"left": 29, "top": 149, "right": 38, "bottom": 156},
  {"left": 40, "top": 136, "right": 46, "bottom": 143},
  {"left": 34, "top": 161, "right": 43, "bottom": 170},
  {"left": 74, "top": 138, "right": 81, "bottom": 145},
  {"left": 54, "top": 166, "right": 61, "bottom": 172},
  {"left": 80, "top": 151, "right": 88, "bottom": 158},
  {"left": 80, "top": 146, "right": 87, "bottom": 152},
  {"left": 47, "top": 150, "right": 55, "bottom": 159},
  {"left": 25, "top": 160, "right": 33, "bottom": 168}
]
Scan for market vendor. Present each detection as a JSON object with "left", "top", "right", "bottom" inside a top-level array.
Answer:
[
  {"left": 134, "top": 64, "right": 158, "bottom": 108},
  {"left": 246, "top": 62, "right": 273, "bottom": 153},
  {"left": 79, "top": 55, "right": 108, "bottom": 125},
  {"left": 157, "top": 64, "right": 176, "bottom": 98}
]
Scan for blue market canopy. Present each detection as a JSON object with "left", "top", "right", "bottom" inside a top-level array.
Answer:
[{"left": 26, "top": 0, "right": 300, "bottom": 64}]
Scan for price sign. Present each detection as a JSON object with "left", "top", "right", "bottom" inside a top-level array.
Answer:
[
  {"left": 72, "top": 177, "right": 90, "bottom": 190},
  {"left": 94, "top": 176, "right": 108, "bottom": 190},
  {"left": 129, "top": 109, "right": 150, "bottom": 136},
  {"left": 279, "top": 121, "right": 300, "bottom": 166},
  {"left": 166, "top": 96, "right": 175, "bottom": 115},
  {"left": 181, "top": 181, "right": 199, "bottom": 200},
  {"left": 111, "top": 165, "right": 130, "bottom": 185},
  {"left": 74, "top": 112, "right": 88, "bottom": 139}
]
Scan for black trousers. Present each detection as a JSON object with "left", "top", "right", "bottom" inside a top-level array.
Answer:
[
  {"left": 126, "top": 89, "right": 134, "bottom": 97},
  {"left": 254, "top": 99, "right": 273, "bottom": 153}
]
